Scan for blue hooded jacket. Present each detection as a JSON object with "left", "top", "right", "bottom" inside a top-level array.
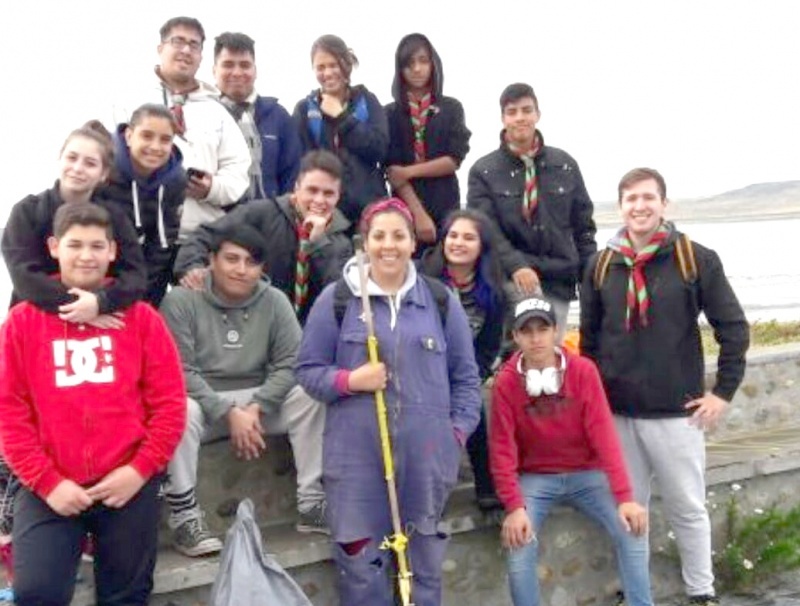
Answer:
[{"left": 101, "top": 124, "right": 187, "bottom": 305}]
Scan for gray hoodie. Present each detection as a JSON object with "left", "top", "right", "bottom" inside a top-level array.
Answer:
[{"left": 160, "top": 275, "right": 300, "bottom": 421}]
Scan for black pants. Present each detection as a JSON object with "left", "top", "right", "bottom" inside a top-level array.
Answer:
[
  {"left": 466, "top": 407, "right": 496, "bottom": 500},
  {"left": 13, "top": 476, "right": 161, "bottom": 606}
]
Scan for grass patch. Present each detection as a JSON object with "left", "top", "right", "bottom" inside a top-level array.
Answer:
[
  {"left": 716, "top": 498, "right": 800, "bottom": 591},
  {"left": 701, "top": 320, "right": 800, "bottom": 356}
]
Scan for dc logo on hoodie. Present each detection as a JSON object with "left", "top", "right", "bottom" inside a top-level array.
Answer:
[{"left": 53, "top": 337, "right": 115, "bottom": 387}]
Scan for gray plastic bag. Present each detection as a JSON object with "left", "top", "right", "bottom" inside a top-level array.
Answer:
[{"left": 209, "top": 499, "right": 313, "bottom": 606}]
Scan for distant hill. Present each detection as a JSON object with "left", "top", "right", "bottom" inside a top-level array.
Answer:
[{"left": 593, "top": 181, "right": 800, "bottom": 227}]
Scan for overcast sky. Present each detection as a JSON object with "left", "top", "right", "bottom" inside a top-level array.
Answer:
[{"left": 1, "top": 0, "right": 797, "bottom": 225}]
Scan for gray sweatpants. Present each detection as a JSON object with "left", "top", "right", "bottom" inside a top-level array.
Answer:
[
  {"left": 614, "top": 415, "right": 714, "bottom": 597},
  {"left": 166, "top": 385, "right": 325, "bottom": 522}
]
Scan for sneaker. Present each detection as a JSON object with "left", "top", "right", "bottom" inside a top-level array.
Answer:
[
  {"left": 296, "top": 501, "right": 330, "bottom": 535},
  {"left": 687, "top": 595, "right": 720, "bottom": 606},
  {"left": 172, "top": 514, "right": 223, "bottom": 557},
  {"left": 80, "top": 533, "right": 95, "bottom": 563},
  {"left": 614, "top": 591, "right": 626, "bottom": 606}
]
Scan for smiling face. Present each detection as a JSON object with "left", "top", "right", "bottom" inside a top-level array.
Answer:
[
  {"left": 502, "top": 96, "right": 539, "bottom": 148},
  {"left": 208, "top": 241, "right": 262, "bottom": 302},
  {"left": 444, "top": 217, "right": 481, "bottom": 270},
  {"left": 125, "top": 115, "right": 174, "bottom": 176},
  {"left": 313, "top": 49, "right": 347, "bottom": 97},
  {"left": 213, "top": 48, "right": 256, "bottom": 102},
  {"left": 619, "top": 178, "right": 667, "bottom": 241},
  {"left": 365, "top": 211, "right": 416, "bottom": 287},
  {"left": 158, "top": 24, "right": 203, "bottom": 87},
  {"left": 58, "top": 136, "right": 109, "bottom": 198},
  {"left": 293, "top": 168, "right": 341, "bottom": 221},
  {"left": 48, "top": 224, "right": 116, "bottom": 291}
]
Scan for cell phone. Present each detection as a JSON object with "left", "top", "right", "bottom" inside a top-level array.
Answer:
[{"left": 187, "top": 168, "right": 207, "bottom": 179}]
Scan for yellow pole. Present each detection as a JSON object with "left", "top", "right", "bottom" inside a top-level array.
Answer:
[{"left": 354, "top": 237, "right": 414, "bottom": 606}]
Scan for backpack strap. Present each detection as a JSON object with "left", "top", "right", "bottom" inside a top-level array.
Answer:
[
  {"left": 419, "top": 274, "right": 449, "bottom": 328},
  {"left": 332, "top": 274, "right": 449, "bottom": 328},
  {"left": 673, "top": 233, "right": 698, "bottom": 283},
  {"left": 592, "top": 248, "right": 615, "bottom": 290},
  {"left": 305, "top": 95, "right": 323, "bottom": 147},
  {"left": 333, "top": 278, "right": 351, "bottom": 326},
  {"left": 352, "top": 94, "right": 370, "bottom": 123}
]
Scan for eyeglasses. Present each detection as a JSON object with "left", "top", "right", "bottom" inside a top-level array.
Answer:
[{"left": 164, "top": 36, "right": 202, "bottom": 53}]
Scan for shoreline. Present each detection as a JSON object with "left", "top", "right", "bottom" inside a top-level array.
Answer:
[{"left": 593, "top": 210, "right": 800, "bottom": 229}]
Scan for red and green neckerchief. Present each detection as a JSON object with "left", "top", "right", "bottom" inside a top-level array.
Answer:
[
  {"left": 293, "top": 221, "right": 312, "bottom": 316},
  {"left": 608, "top": 223, "right": 671, "bottom": 331},
  {"left": 505, "top": 132, "right": 543, "bottom": 221},
  {"left": 444, "top": 267, "right": 476, "bottom": 293},
  {"left": 157, "top": 67, "right": 199, "bottom": 138},
  {"left": 408, "top": 92, "right": 434, "bottom": 163}
]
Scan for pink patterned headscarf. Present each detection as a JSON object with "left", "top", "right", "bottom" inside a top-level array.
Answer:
[{"left": 358, "top": 197, "right": 415, "bottom": 236}]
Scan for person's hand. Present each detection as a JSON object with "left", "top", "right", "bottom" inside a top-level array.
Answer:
[
  {"left": 179, "top": 267, "right": 208, "bottom": 291},
  {"left": 86, "top": 465, "right": 146, "bottom": 508},
  {"left": 319, "top": 94, "right": 344, "bottom": 118},
  {"left": 686, "top": 392, "right": 728, "bottom": 431},
  {"left": 511, "top": 267, "right": 540, "bottom": 295},
  {"left": 186, "top": 171, "right": 212, "bottom": 200},
  {"left": 386, "top": 165, "right": 414, "bottom": 189},
  {"left": 348, "top": 362, "right": 388, "bottom": 393},
  {"left": 46, "top": 479, "right": 93, "bottom": 516},
  {"left": 303, "top": 214, "right": 329, "bottom": 242},
  {"left": 414, "top": 210, "right": 437, "bottom": 244},
  {"left": 501, "top": 507, "right": 534, "bottom": 549},
  {"left": 617, "top": 501, "right": 648, "bottom": 536},
  {"left": 227, "top": 405, "right": 266, "bottom": 461},
  {"left": 86, "top": 312, "right": 125, "bottom": 330},
  {"left": 58, "top": 288, "right": 100, "bottom": 323}
]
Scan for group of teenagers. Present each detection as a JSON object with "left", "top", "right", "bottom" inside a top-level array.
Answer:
[{"left": 0, "top": 13, "right": 751, "bottom": 606}]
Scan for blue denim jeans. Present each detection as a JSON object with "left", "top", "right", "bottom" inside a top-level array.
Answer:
[{"left": 507, "top": 470, "right": 653, "bottom": 606}]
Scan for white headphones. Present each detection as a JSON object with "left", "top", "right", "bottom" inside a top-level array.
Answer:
[{"left": 518, "top": 348, "right": 566, "bottom": 397}]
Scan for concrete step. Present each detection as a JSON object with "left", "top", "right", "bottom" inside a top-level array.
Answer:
[{"left": 64, "top": 424, "right": 800, "bottom": 605}]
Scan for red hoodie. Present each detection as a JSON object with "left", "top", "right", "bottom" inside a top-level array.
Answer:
[
  {"left": 0, "top": 301, "right": 186, "bottom": 499},
  {"left": 489, "top": 350, "right": 632, "bottom": 513}
]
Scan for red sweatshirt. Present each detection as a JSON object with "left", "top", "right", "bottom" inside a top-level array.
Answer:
[
  {"left": 489, "top": 350, "right": 633, "bottom": 513},
  {"left": 0, "top": 301, "right": 186, "bottom": 500}
]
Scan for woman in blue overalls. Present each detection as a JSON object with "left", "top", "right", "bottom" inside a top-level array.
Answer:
[{"left": 296, "top": 198, "right": 481, "bottom": 605}]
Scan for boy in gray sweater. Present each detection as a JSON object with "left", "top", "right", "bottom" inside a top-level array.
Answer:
[{"left": 160, "top": 224, "right": 326, "bottom": 556}]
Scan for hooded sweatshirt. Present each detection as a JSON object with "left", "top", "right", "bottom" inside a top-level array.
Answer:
[
  {"left": 0, "top": 300, "right": 186, "bottom": 499},
  {"left": 102, "top": 124, "right": 186, "bottom": 306},
  {"left": 2, "top": 184, "right": 147, "bottom": 314},
  {"left": 296, "top": 257, "right": 481, "bottom": 440},
  {"left": 159, "top": 275, "right": 301, "bottom": 422},
  {"left": 489, "top": 350, "right": 633, "bottom": 513},
  {"left": 385, "top": 34, "right": 471, "bottom": 227},
  {"left": 113, "top": 74, "right": 251, "bottom": 237}
]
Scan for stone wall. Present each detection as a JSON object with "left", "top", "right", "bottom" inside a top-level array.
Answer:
[
  {"left": 713, "top": 344, "right": 800, "bottom": 439},
  {"left": 140, "top": 345, "right": 800, "bottom": 606}
]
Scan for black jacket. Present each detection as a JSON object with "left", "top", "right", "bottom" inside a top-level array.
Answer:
[
  {"left": 2, "top": 184, "right": 147, "bottom": 313},
  {"left": 101, "top": 124, "right": 187, "bottom": 306},
  {"left": 418, "top": 248, "right": 504, "bottom": 380},
  {"left": 579, "top": 228, "right": 750, "bottom": 418},
  {"left": 173, "top": 194, "right": 352, "bottom": 324},
  {"left": 467, "top": 133, "right": 596, "bottom": 301},
  {"left": 292, "top": 85, "right": 388, "bottom": 224},
  {"left": 385, "top": 34, "right": 471, "bottom": 228}
]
